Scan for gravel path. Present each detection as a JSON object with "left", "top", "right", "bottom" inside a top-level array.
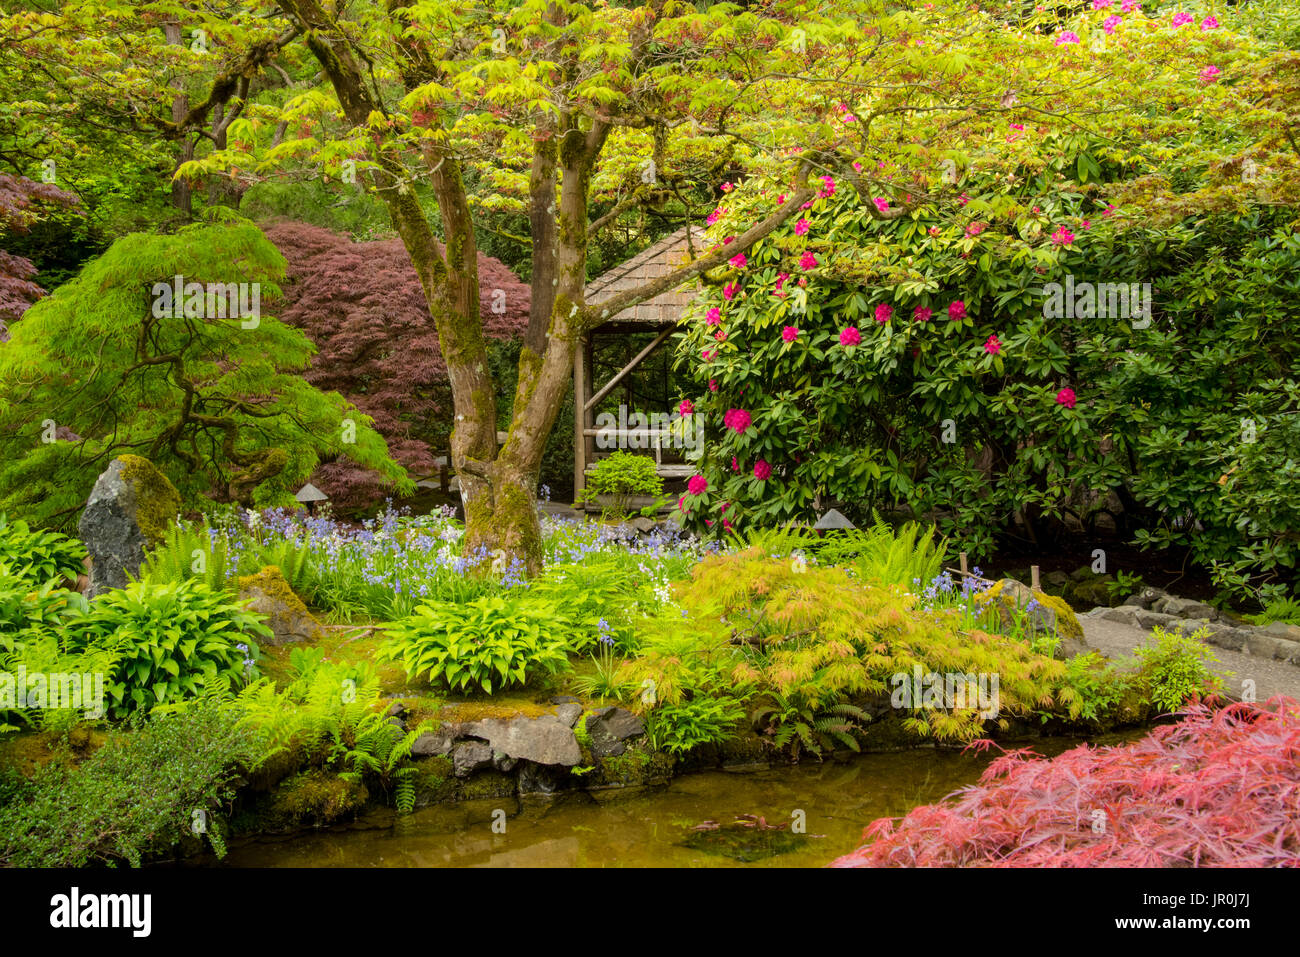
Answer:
[{"left": 1078, "top": 615, "right": 1300, "bottom": 702}]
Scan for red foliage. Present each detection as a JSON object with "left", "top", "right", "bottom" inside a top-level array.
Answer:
[
  {"left": 262, "top": 222, "right": 530, "bottom": 508},
  {"left": 830, "top": 698, "right": 1300, "bottom": 867},
  {"left": 0, "top": 174, "right": 80, "bottom": 335}
]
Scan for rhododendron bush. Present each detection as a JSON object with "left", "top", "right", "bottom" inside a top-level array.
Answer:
[
  {"left": 830, "top": 698, "right": 1300, "bottom": 867},
  {"left": 674, "top": 8, "right": 1300, "bottom": 602}
]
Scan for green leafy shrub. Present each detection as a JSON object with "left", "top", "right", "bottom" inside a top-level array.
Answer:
[
  {"left": 380, "top": 594, "right": 574, "bottom": 694},
  {"left": 1244, "top": 595, "right": 1300, "bottom": 628},
  {"left": 1133, "top": 627, "right": 1224, "bottom": 713},
  {"left": 0, "top": 702, "right": 266, "bottom": 866},
  {"left": 0, "top": 514, "right": 86, "bottom": 586},
  {"left": 0, "top": 564, "right": 89, "bottom": 653},
  {"left": 65, "top": 579, "right": 269, "bottom": 717},
  {"left": 807, "top": 519, "right": 947, "bottom": 589},
  {"left": 577, "top": 450, "right": 664, "bottom": 520},
  {"left": 645, "top": 696, "right": 747, "bottom": 755}
]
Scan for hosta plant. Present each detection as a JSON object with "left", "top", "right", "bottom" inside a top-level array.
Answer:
[
  {"left": 380, "top": 594, "right": 574, "bottom": 694},
  {"left": 65, "top": 579, "right": 269, "bottom": 717},
  {"left": 0, "top": 515, "right": 86, "bottom": 587}
]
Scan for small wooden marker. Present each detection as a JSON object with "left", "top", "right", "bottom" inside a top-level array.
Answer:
[
  {"left": 1030, "top": 565, "right": 1041, "bottom": 591},
  {"left": 959, "top": 552, "right": 968, "bottom": 577}
]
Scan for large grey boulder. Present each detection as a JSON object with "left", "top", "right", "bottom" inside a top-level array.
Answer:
[
  {"left": 78, "top": 455, "right": 181, "bottom": 598},
  {"left": 461, "top": 715, "right": 582, "bottom": 767},
  {"left": 452, "top": 739, "right": 494, "bottom": 778}
]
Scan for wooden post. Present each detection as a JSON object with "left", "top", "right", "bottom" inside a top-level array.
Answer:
[
  {"left": 959, "top": 552, "right": 968, "bottom": 577},
  {"left": 573, "top": 333, "right": 587, "bottom": 504},
  {"left": 1031, "top": 565, "right": 1041, "bottom": 591}
]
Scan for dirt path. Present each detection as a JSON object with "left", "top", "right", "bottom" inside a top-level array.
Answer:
[{"left": 1078, "top": 613, "right": 1300, "bottom": 702}]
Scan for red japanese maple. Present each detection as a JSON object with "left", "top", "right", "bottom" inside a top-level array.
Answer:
[
  {"left": 831, "top": 697, "right": 1300, "bottom": 867},
  {"left": 0, "top": 174, "right": 80, "bottom": 337},
  {"left": 263, "top": 222, "right": 530, "bottom": 508}
]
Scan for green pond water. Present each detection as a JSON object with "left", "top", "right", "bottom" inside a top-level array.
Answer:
[{"left": 205, "top": 733, "right": 1138, "bottom": 868}]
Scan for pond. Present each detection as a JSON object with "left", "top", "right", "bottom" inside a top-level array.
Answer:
[{"left": 200, "top": 733, "right": 1139, "bottom": 868}]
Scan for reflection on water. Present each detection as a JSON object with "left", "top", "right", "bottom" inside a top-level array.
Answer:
[{"left": 206, "top": 733, "right": 1139, "bottom": 868}]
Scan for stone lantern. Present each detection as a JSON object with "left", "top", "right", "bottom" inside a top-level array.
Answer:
[{"left": 294, "top": 482, "right": 328, "bottom": 516}]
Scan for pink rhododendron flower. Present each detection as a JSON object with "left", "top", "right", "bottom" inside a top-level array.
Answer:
[
  {"left": 1121, "top": 0, "right": 1139, "bottom": 11},
  {"left": 706, "top": 307, "right": 721, "bottom": 325},
  {"left": 688, "top": 475, "right": 708, "bottom": 495},
  {"left": 723, "top": 408, "right": 752, "bottom": 433},
  {"left": 852, "top": 161, "right": 863, "bottom": 171},
  {"left": 797, "top": 276, "right": 807, "bottom": 287},
  {"left": 799, "top": 251, "right": 818, "bottom": 270},
  {"left": 1103, "top": 14, "right": 1121, "bottom": 32},
  {"left": 720, "top": 182, "right": 734, "bottom": 192},
  {"left": 753, "top": 459, "right": 772, "bottom": 480},
  {"left": 839, "top": 326, "right": 862, "bottom": 346},
  {"left": 1200, "top": 65, "right": 1221, "bottom": 83},
  {"left": 958, "top": 193, "right": 971, "bottom": 206},
  {"left": 873, "top": 197, "right": 890, "bottom": 213},
  {"left": 1092, "top": 0, "right": 1111, "bottom": 8},
  {"left": 875, "top": 303, "right": 894, "bottom": 324},
  {"left": 1171, "top": 12, "right": 1192, "bottom": 26},
  {"left": 1054, "top": 31, "right": 1080, "bottom": 45},
  {"left": 1056, "top": 387, "right": 1077, "bottom": 409},
  {"left": 731, "top": 457, "right": 740, "bottom": 473},
  {"left": 722, "top": 519, "right": 733, "bottom": 532},
  {"left": 965, "top": 222, "right": 985, "bottom": 237},
  {"left": 679, "top": 399, "right": 694, "bottom": 415},
  {"left": 702, "top": 348, "right": 715, "bottom": 361},
  {"left": 1051, "top": 226, "right": 1075, "bottom": 245},
  {"left": 729, "top": 252, "right": 747, "bottom": 268},
  {"left": 928, "top": 226, "right": 940, "bottom": 236},
  {"left": 723, "top": 282, "right": 739, "bottom": 300},
  {"left": 914, "top": 306, "right": 933, "bottom": 323},
  {"left": 800, "top": 201, "right": 814, "bottom": 210},
  {"left": 818, "top": 175, "right": 836, "bottom": 198},
  {"left": 1103, "top": 203, "right": 1116, "bottom": 216},
  {"left": 984, "top": 334, "right": 1001, "bottom": 355},
  {"left": 1201, "top": 15, "right": 1218, "bottom": 29},
  {"left": 714, "top": 329, "right": 727, "bottom": 341},
  {"left": 782, "top": 325, "right": 799, "bottom": 342},
  {"left": 723, "top": 235, "right": 735, "bottom": 245},
  {"left": 1081, "top": 219, "right": 1091, "bottom": 230},
  {"left": 677, "top": 495, "right": 687, "bottom": 511},
  {"left": 706, "top": 207, "right": 724, "bottom": 225},
  {"left": 708, "top": 379, "right": 718, "bottom": 392},
  {"left": 949, "top": 300, "right": 966, "bottom": 320},
  {"left": 794, "top": 218, "right": 811, "bottom": 236},
  {"left": 774, "top": 271, "right": 790, "bottom": 293}
]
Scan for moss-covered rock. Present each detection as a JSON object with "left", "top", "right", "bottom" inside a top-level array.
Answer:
[
  {"left": 975, "top": 578, "right": 1087, "bottom": 656},
  {"left": 116, "top": 454, "right": 182, "bottom": 546},
  {"left": 78, "top": 455, "right": 182, "bottom": 596},
  {"left": 237, "top": 565, "right": 323, "bottom": 645}
]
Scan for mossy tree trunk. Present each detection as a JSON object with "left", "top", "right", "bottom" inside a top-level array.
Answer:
[{"left": 278, "top": 0, "right": 815, "bottom": 575}]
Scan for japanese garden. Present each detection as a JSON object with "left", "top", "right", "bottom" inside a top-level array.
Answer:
[{"left": 0, "top": 0, "right": 1298, "bottom": 875}]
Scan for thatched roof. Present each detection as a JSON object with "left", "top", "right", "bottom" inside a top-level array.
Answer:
[{"left": 586, "top": 225, "right": 707, "bottom": 328}]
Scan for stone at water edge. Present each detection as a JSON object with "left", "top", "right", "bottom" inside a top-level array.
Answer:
[
  {"left": 460, "top": 714, "right": 582, "bottom": 767},
  {"left": 78, "top": 454, "right": 182, "bottom": 598},
  {"left": 585, "top": 706, "right": 647, "bottom": 759},
  {"left": 237, "top": 566, "right": 324, "bottom": 645}
]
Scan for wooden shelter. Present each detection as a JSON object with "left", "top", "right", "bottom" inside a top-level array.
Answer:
[{"left": 574, "top": 225, "right": 706, "bottom": 500}]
